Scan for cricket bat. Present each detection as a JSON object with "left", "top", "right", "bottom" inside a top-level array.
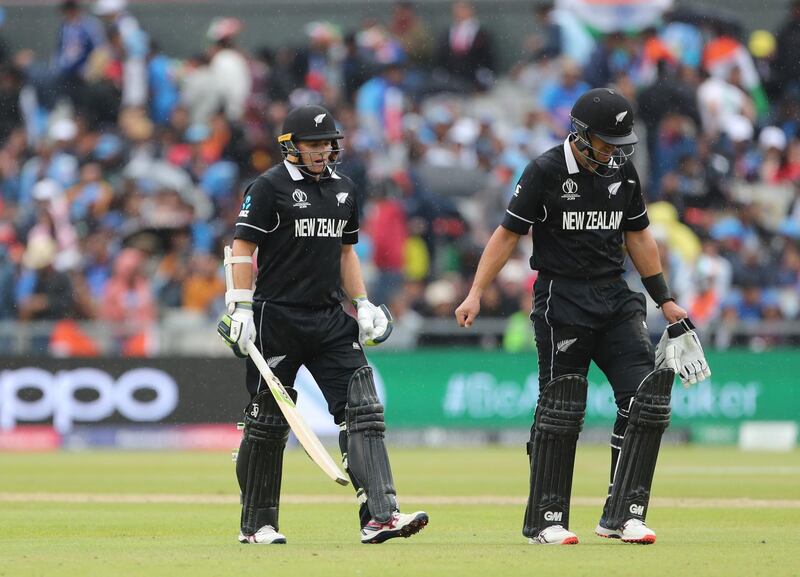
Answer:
[{"left": 247, "top": 341, "right": 350, "bottom": 486}]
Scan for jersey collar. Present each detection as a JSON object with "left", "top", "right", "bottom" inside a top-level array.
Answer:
[
  {"left": 283, "top": 159, "right": 342, "bottom": 181},
  {"left": 563, "top": 137, "right": 580, "bottom": 175},
  {"left": 284, "top": 159, "right": 304, "bottom": 181}
]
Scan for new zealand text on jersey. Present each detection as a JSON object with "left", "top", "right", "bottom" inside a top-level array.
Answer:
[
  {"left": 295, "top": 218, "right": 349, "bottom": 238},
  {"left": 562, "top": 210, "right": 623, "bottom": 231}
]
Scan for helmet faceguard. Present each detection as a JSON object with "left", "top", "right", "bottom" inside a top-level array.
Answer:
[
  {"left": 569, "top": 88, "right": 638, "bottom": 178},
  {"left": 570, "top": 118, "right": 635, "bottom": 178},
  {"left": 278, "top": 134, "right": 344, "bottom": 179},
  {"left": 278, "top": 105, "right": 344, "bottom": 179}
]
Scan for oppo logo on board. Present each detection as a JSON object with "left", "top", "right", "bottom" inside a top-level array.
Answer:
[{"left": 0, "top": 367, "right": 179, "bottom": 433}]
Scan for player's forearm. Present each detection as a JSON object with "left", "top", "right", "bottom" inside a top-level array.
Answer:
[
  {"left": 232, "top": 238, "right": 257, "bottom": 291},
  {"left": 341, "top": 245, "right": 367, "bottom": 300},
  {"left": 625, "top": 229, "right": 662, "bottom": 278},
  {"left": 468, "top": 226, "right": 521, "bottom": 297}
]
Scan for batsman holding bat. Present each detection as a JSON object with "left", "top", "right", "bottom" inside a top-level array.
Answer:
[
  {"left": 456, "top": 88, "right": 710, "bottom": 545},
  {"left": 217, "top": 104, "right": 428, "bottom": 545}
]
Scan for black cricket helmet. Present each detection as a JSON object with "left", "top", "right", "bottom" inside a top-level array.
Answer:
[
  {"left": 570, "top": 88, "right": 637, "bottom": 177},
  {"left": 278, "top": 105, "right": 344, "bottom": 176}
]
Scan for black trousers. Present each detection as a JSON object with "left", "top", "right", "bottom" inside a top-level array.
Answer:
[
  {"left": 245, "top": 301, "right": 367, "bottom": 424},
  {"left": 531, "top": 275, "right": 654, "bottom": 410}
]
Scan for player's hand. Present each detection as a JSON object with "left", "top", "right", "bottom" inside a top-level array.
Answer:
[
  {"left": 660, "top": 300, "right": 687, "bottom": 324},
  {"left": 455, "top": 294, "right": 480, "bottom": 327},
  {"left": 655, "top": 317, "right": 711, "bottom": 388},
  {"left": 217, "top": 302, "right": 256, "bottom": 358},
  {"left": 353, "top": 296, "right": 393, "bottom": 346}
]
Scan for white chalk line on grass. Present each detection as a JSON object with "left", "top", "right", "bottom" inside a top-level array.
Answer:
[
  {"left": 1, "top": 493, "right": 799, "bottom": 509},
  {"left": 660, "top": 466, "right": 800, "bottom": 475}
]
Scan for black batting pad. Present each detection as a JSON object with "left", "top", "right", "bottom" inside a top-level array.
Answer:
[
  {"left": 523, "top": 374, "right": 588, "bottom": 538},
  {"left": 603, "top": 368, "right": 672, "bottom": 529},
  {"left": 237, "top": 388, "right": 296, "bottom": 535},
  {"left": 346, "top": 366, "right": 397, "bottom": 524}
]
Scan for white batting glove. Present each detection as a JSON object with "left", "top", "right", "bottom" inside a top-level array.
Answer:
[
  {"left": 353, "top": 296, "right": 393, "bottom": 346},
  {"left": 655, "top": 318, "right": 711, "bottom": 387},
  {"left": 217, "top": 302, "right": 256, "bottom": 358}
]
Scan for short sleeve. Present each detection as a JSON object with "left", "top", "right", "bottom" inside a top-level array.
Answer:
[
  {"left": 621, "top": 167, "right": 650, "bottom": 231},
  {"left": 234, "top": 177, "right": 277, "bottom": 244},
  {"left": 342, "top": 194, "right": 359, "bottom": 245},
  {"left": 502, "top": 160, "right": 545, "bottom": 234}
]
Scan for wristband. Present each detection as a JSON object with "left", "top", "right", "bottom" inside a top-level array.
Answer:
[
  {"left": 666, "top": 317, "right": 695, "bottom": 338},
  {"left": 641, "top": 273, "right": 674, "bottom": 307}
]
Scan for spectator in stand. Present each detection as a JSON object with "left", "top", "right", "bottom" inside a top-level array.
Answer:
[
  {"left": 687, "top": 254, "right": 724, "bottom": 331},
  {"left": 55, "top": 0, "right": 106, "bottom": 111},
  {"left": 152, "top": 229, "right": 191, "bottom": 308},
  {"left": 207, "top": 17, "right": 252, "bottom": 123},
  {"left": 182, "top": 251, "right": 224, "bottom": 316},
  {"left": 775, "top": 136, "right": 800, "bottom": 182},
  {"left": 582, "top": 32, "right": 627, "bottom": 88},
  {"left": 16, "top": 236, "right": 77, "bottom": 327},
  {"left": 93, "top": 0, "right": 148, "bottom": 107},
  {"left": 437, "top": 1, "right": 494, "bottom": 91},
  {"left": 748, "top": 29, "right": 778, "bottom": 101},
  {"left": 341, "top": 33, "right": 369, "bottom": 104},
  {"left": 356, "top": 57, "right": 407, "bottom": 160},
  {"left": 0, "top": 64, "right": 23, "bottom": 143},
  {"left": 734, "top": 283, "right": 766, "bottom": 323},
  {"left": 101, "top": 247, "right": 156, "bottom": 355},
  {"left": 772, "top": 0, "right": 800, "bottom": 98},
  {"left": 66, "top": 161, "right": 114, "bottom": 229},
  {"left": 389, "top": 2, "right": 433, "bottom": 70},
  {"left": 638, "top": 59, "right": 700, "bottom": 183},
  {"left": 538, "top": 58, "right": 589, "bottom": 139},
  {"left": 18, "top": 119, "right": 80, "bottom": 205},
  {"left": 291, "top": 21, "right": 342, "bottom": 100},
  {"left": 147, "top": 41, "right": 180, "bottom": 125},
  {"left": 502, "top": 277, "right": 537, "bottom": 353},
  {"left": 660, "top": 10, "right": 704, "bottom": 70},
  {"left": 365, "top": 178, "right": 408, "bottom": 306},
  {"left": 651, "top": 112, "right": 698, "bottom": 197},
  {"left": 756, "top": 126, "right": 787, "bottom": 184},
  {"left": 697, "top": 67, "right": 755, "bottom": 140},
  {"left": 702, "top": 23, "right": 768, "bottom": 119},
  {"left": 0, "top": 237, "right": 16, "bottom": 320},
  {"left": 180, "top": 53, "right": 218, "bottom": 125}
]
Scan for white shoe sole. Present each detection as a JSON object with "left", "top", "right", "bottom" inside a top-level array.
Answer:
[
  {"left": 360, "top": 512, "right": 429, "bottom": 544},
  {"left": 527, "top": 536, "right": 579, "bottom": 545},
  {"left": 239, "top": 533, "right": 287, "bottom": 544},
  {"left": 595, "top": 524, "right": 656, "bottom": 544}
]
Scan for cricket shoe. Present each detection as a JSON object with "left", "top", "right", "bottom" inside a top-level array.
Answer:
[
  {"left": 595, "top": 519, "right": 656, "bottom": 544},
  {"left": 528, "top": 525, "right": 579, "bottom": 545},
  {"left": 239, "top": 525, "right": 287, "bottom": 544},
  {"left": 360, "top": 511, "right": 429, "bottom": 544}
]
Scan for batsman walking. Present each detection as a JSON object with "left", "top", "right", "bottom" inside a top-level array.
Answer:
[
  {"left": 455, "top": 88, "right": 710, "bottom": 545},
  {"left": 217, "top": 104, "right": 428, "bottom": 545}
]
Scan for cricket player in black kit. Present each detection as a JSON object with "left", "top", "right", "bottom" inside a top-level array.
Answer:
[
  {"left": 456, "top": 88, "right": 710, "bottom": 545},
  {"left": 217, "top": 104, "right": 428, "bottom": 544}
]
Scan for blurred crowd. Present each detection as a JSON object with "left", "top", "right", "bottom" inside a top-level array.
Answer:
[{"left": 1, "top": 0, "right": 799, "bottom": 355}]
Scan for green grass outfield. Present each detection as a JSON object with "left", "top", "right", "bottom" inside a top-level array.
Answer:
[{"left": 2, "top": 445, "right": 799, "bottom": 577}]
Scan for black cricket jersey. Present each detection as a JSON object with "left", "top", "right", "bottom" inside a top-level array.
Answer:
[
  {"left": 234, "top": 160, "right": 359, "bottom": 307},
  {"left": 502, "top": 138, "right": 650, "bottom": 280}
]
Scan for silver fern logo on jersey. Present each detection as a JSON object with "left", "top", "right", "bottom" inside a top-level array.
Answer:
[
  {"left": 293, "top": 189, "right": 310, "bottom": 208},
  {"left": 336, "top": 192, "right": 349, "bottom": 206},
  {"left": 561, "top": 178, "right": 580, "bottom": 200},
  {"left": 266, "top": 355, "right": 286, "bottom": 368}
]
